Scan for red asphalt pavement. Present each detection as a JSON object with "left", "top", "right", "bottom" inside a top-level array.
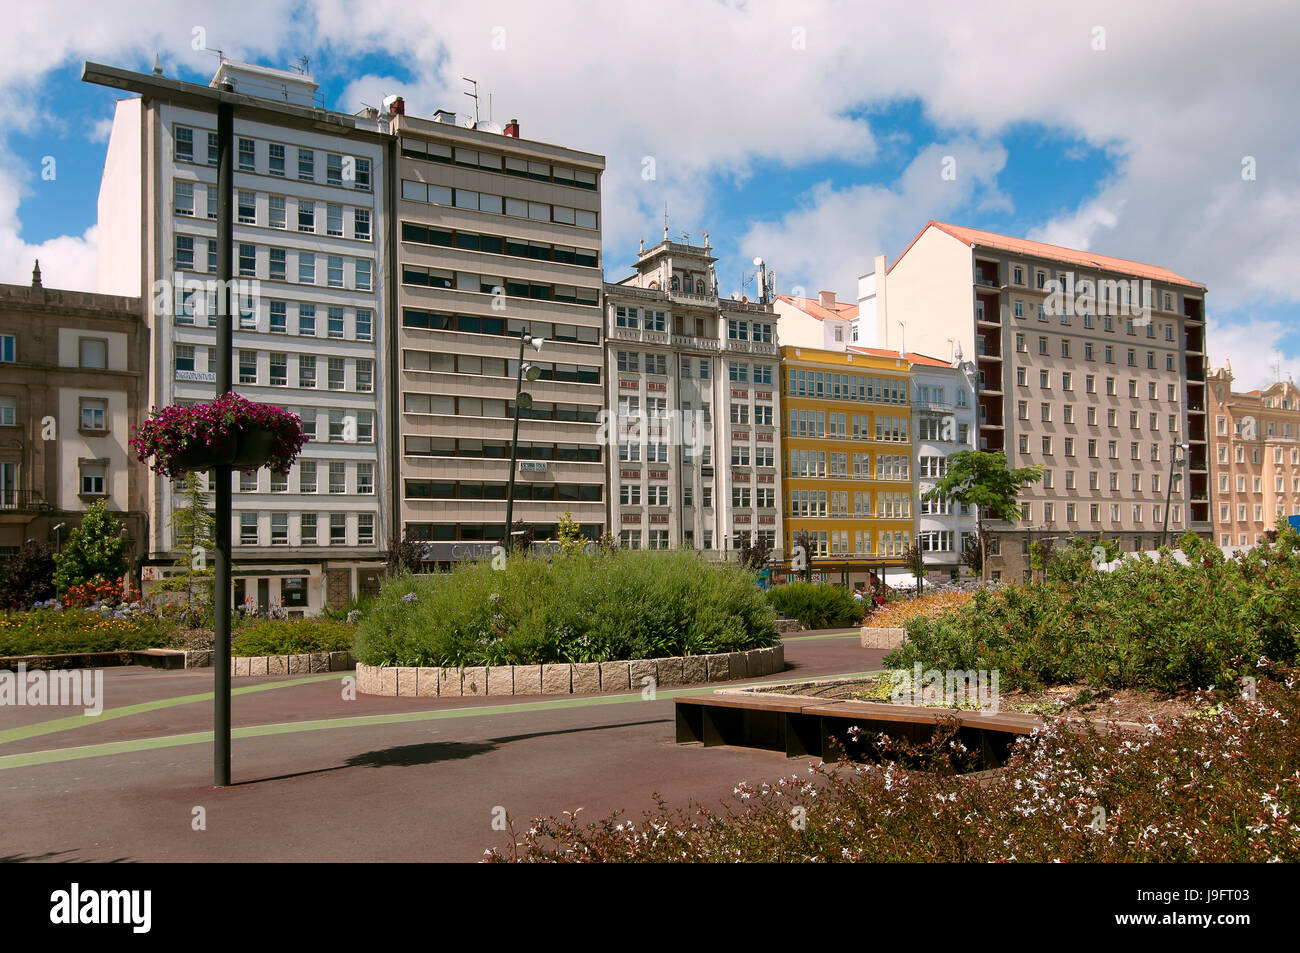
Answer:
[{"left": 0, "top": 631, "right": 882, "bottom": 862}]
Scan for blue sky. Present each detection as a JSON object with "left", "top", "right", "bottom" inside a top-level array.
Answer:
[{"left": 3, "top": 1, "right": 1298, "bottom": 389}]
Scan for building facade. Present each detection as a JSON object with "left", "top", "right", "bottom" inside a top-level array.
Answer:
[
  {"left": 779, "top": 344, "right": 913, "bottom": 579},
  {"left": 391, "top": 105, "right": 607, "bottom": 559},
  {"left": 0, "top": 268, "right": 147, "bottom": 561},
  {"left": 605, "top": 237, "right": 780, "bottom": 555},
  {"left": 861, "top": 221, "right": 1210, "bottom": 581},
  {"left": 93, "top": 59, "right": 391, "bottom": 613},
  {"left": 1207, "top": 366, "right": 1300, "bottom": 547}
]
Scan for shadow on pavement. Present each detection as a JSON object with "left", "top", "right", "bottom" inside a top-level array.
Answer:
[{"left": 233, "top": 717, "right": 669, "bottom": 786}]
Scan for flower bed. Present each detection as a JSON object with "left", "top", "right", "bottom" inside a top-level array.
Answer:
[
  {"left": 130, "top": 391, "right": 307, "bottom": 477},
  {"left": 866, "top": 590, "right": 974, "bottom": 629},
  {"left": 0, "top": 607, "right": 178, "bottom": 657},
  {"left": 356, "top": 550, "right": 778, "bottom": 667},
  {"left": 486, "top": 665, "right": 1300, "bottom": 862}
]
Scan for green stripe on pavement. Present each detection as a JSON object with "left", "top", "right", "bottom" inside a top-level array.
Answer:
[
  {"left": 0, "top": 672, "right": 344, "bottom": 747},
  {"left": 784, "top": 630, "right": 860, "bottom": 641},
  {"left": 0, "top": 671, "right": 885, "bottom": 772}
]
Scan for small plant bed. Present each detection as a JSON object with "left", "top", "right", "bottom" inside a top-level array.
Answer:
[
  {"left": 357, "top": 550, "right": 777, "bottom": 667},
  {"left": 747, "top": 676, "right": 1207, "bottom": 723},
  {"left": 0, "top": 607, "right": 178, "bottom": 657},
  {"left": 230, "top": 618, "right": 356, "bottom": 657},
  {"left": 766, "top": 582, "right": 861, "bottom": 629},
  {"left": 865, "top": 590, "right": 973, "bottom": 629}
]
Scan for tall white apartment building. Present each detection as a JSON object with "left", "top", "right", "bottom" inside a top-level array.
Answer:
[
  {"left": 91, "top": 59, "right": 390, "bottom": 613},
  {"left": 605, "top": 236, "right": 782, "bottom": 556},
  {"left": 910, "top": 352, "right": 979, "bottom": 576}
]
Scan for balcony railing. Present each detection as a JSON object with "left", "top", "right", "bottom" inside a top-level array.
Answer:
[{"left": 0, "top": 489, "right": 54, "bottom": 512}]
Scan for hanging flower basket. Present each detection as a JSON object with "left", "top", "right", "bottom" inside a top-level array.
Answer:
[{"left": 130, "top": 392, "right": 308, "bottom": 478}]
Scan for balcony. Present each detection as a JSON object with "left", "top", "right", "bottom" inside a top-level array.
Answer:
[
  {"left": 724, "top": 338, "right": 777, "bottom": 356},
  {"left": 672, "top": 334, "right": 720, "bottom": 352},
  {"left": 0, "top": 490, "right": 54, "bottom": 512},
  {"left": 609, "top": 326, "right": 670, "bottom": 346}
]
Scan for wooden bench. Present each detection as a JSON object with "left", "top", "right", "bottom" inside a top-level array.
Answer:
[{"left": 676, "top": 693, "right": 1043, "bottom": 762}]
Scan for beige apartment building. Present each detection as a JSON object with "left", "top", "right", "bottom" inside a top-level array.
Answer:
[
  {"left": 0, "top": 266, "right": 148, "bottom": 564},
  {"left": 1207, "top": 365, "right": 1300, "bottom": 546},
  {"left": 858, "top": 221, "right": 1210, "bottom": 581},
  {"left": 604, "top": 236, "right": 781, "bottom": 555},
  {"left": 391, "top": 103, "right": 607, "bottom": 563}
]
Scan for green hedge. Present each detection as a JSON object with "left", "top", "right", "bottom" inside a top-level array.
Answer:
[
  {"left": 0, "top": 609, "right": 177, "bottom": 657},
  {"left": 885, "top": 530, "right": 1300, "bottom": 692},
  {"left": 766, "top": 582, "right": 862, "bottom": 629},
  {"left": 231, "top": 618, "right": 356, "bottom": 657},
  {"left": 355, "top": 550, "right": 778, "bottom": 666}
]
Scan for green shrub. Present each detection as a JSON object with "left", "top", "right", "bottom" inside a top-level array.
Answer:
[
  {"left": 0, "top": 608, "right": 177, "bottom": 656},
  {"left": 766, "top": 582, "right": 861, "bottom": 629},
  {"left": 885, "top": 530, "right": 1300, "bottom": 693},
  {"left": 231, "top": 618, "right": 356, "bottom": 657},
  {"left": 355, "top": 550, "right": 777, "bottom": 667}
]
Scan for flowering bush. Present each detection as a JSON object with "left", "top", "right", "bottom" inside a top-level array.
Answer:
[
  {"left": 130, "top": 392, "right": 307, "bottom": 478},
  {"left": 486, "top": 665, "right": 1300, "bottom": 863},
  {"left": 61, "top": 577, "right": 139, "bottom": 609},
  {"left": 887, "top": 529, "right": 1300, "bottom": 693},
  {"left": 868, "top": 590, "right": 974, "bottom": 629},
  {"left": 0, "top": 607, "right": 177, "bottom": 657}
]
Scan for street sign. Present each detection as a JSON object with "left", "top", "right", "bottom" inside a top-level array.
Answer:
[{"left": 519, "top": 460, "right": 547, "bottom": 471}]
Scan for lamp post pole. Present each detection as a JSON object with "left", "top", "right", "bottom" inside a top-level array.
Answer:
[
  {"left": 503, "top": 326, "right": 540, "bottom": 553},
  {"left": 1160, "top": 441, "right": 1189, "bottom": 549},
  {"left": 213, "top": 86, "right": 234, "bottom": 788}
]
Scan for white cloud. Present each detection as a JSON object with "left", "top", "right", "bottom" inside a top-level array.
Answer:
[{"left": 0, "top": 0, "right": 1294, "bottom": 391}]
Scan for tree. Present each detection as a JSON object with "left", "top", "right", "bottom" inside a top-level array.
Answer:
[
  {"left": 52, "top": 501, "right": 129, "bottom": 593},
  {"left": 792, "top": 530, "right": 815, "bottom": 583},
  {"left": 902, "top": 541, "right": 926, "bottom": 595},
  {"left": 151, "top": 473, "right": 217, "bottom": 621},
  {"left": 510, "top": 520, "right": 536, "bottom": 555},
  {"left": 0, "top": 541, "right": 56, "bottom": 609},
  {"left": 923, "top": 450, "right": 1044, "bottom": 584},
  {"left": 554, "top": 511, "right": 589, "bottom": 557},
  {"left": 737, "top": 532, "right": 772, "bottom": 572},
  {"left": 386, "top": 532, "right": 431, "bottom": 576}
]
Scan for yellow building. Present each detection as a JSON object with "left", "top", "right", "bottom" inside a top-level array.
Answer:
[{"left": 780, "top": 345, "right": 913, "bottom": 580}]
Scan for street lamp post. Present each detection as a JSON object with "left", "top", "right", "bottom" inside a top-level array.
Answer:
[
  {"left": 213, "top": 85, "right": 235, "bottom": 788},
  {"left": 1160, "top": 441, "right": 1190, "bottom": 548},
  {"left": 503, "top": 326, "right": 543, "bottom": 553}
]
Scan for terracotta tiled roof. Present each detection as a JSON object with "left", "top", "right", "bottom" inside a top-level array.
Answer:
[
  {"left": 776, "top": 294, "right": 860, "bottom": 322},
  {"left": 888, "top": 220, "right": 1204, "bottom": 289},
  {"left": 845, "top": 346, "right": 950, "bottom": 367}
]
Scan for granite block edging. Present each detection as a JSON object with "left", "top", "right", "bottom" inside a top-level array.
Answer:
[
  {"left": 219, "top": 650, "right": 356, "bottom": 676},
  {"left": 859, "top": 627, "right": 908, "bottom": 650},
  {"left": 355, "top": 642, "right": 786, "bottom": 697}
]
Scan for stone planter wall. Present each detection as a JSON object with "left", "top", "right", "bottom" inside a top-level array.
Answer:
[
  {"left": 223, "top": 650, "right": 355, "bottom": 676},
  {"left": 860, "top": 626, "right": 907, "bottom": 650},
  {"left": 355, "top": 643, "right": 785, "bottom": 698}
]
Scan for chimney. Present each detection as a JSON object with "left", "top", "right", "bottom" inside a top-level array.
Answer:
[
  {"left": 504, "top": 119, "right": 520, "bottom": 138},
  {"left": 31, "top": 259, "right": 42, "bottom": 288},
  {"left": 818, "top": 290, "right": 835, "bottom": 308},
  {"left": 383, "top": 95, "right": 405, "bottom": 116}
]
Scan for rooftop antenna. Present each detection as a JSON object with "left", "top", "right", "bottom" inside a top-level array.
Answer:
[
  {"left": 463, "top": 77, "right": 480, "bottom": 125},
  {"left": 1273, "top": 350, "right": 1283, "bottom": 383},
  {"left": 294, "top": 55, "right": 309, "bottom": 75},
  {"left": 663, "top": 202, "right": 669, "bottom": 241}
]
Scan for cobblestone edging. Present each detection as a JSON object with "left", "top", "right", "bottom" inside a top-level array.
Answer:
[
  {"left": 860, "top": 627, "right": 908, "bottom": 650},
  {"left": 354, "top": 644, "right": 786, "bottom": 697},
  {"left": 216, "top": 650, "right": 356, "bottom": 676}
]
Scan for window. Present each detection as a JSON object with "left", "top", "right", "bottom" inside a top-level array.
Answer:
[
  {"left": 175, "top": 234, "right": 195, "bottom": 270},
  {"left": 299, "top": 253, "right": 315, "bottom": 284},
  {"left": 78, "top": 338, "right": 107, "bottom": 370},
  {"left": 269, "top": 195, "right": 286, "bottom": 229},
  {"left": 239, "top": 350, "right": 257, "bottom": 385},
  {"left": 327, "top": 256, "right": 344, "bottom": 288},
  {"left": 269, "top": 248, "right": 286, "bottom": 281},
  {"left": 328, "top": 357, "right": 346, "bottom": 390},
  {"left": 329, "top": 462, "right": 346, "bottom": 493},
  {"left": 354, "top": 208, "right": 371, "bottom": 241},
  {"left": 327, "top": 154, "right": 344, "bottom": 186},
  {"left": 298, "top": 148, "right": 314, "bottom": 181},
  {"left": 174, "top": 180, "right": 195, "bottom": 216},
  {"left": 269, "top": 353, "right": 287, "bottom": 386},
  {"left": 298, "top": 355, "right": 316, "bottom": 388},
  {"left": 356, "top": 309, "right": 373, "bottom": 342},
  {"left": 298, "top": 304, "right": 316, "bottom": 336},
  {"left": 326, "top": 204, "right": 343, "bottom": 237},
  {"left": 239, "top": 243, "right": 256, "bottom": 277},
  {"left": 330, "top": 514, "right": 347, "bottom": 546},
  {"left": 174, "top": 126, "right": 193, "bottom": 162},
  {"left": 354, "top": 158, "right": 371, "bottom": 191},
  {"left": 238, "top": 138, "right": 255, "bottom": 172},
  {"left": 355, "top": 259, "right": 372, "bottom": 291},
  {"left": 79, "top": 397, "right": 107, "bottom": 432},
  {"left": 298, "top": 200, "right": 315, "bottom": 233},
  {"left": 357, "top": 359, "right": 373, "bottom": 393},
  {"left": 268, "top": 143, "right": 285, "bottom": 176},
  {"left": 74, "top": 459, "right": 107, "bottom": 497},
  {"left": 270, "top": 513, "right": 289, "bottom": 545}
]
